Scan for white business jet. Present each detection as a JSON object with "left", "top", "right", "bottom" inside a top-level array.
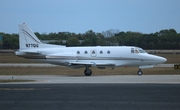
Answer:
[{"left": 15, "top": 23, "right": 167, "bottom": 76}]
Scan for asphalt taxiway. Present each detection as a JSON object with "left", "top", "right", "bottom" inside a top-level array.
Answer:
[
  {"left": 0, "top": 83, "right": 180, "bottom": 110},
  {"left": 0, "top": 75, "right": 180, "bottom": 110}
]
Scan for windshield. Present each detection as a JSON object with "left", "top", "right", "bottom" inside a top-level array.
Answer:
[
  {"left": 131, "top": 48, "right": 147, "bottom": 54},
  {"left": 138, "top": 49, "right": 147, "bottom": 53}
]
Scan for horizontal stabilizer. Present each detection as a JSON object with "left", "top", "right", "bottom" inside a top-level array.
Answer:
[{"left": 21, "top": 50, "right": 42, "bottom": 54}]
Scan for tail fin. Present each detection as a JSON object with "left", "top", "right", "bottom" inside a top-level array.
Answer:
[
  {"left": 18, "top": 23, "right": 65, "bottom": 49},
  {"left": 19, "top": 23, "right": 42, "bottom": 49}
]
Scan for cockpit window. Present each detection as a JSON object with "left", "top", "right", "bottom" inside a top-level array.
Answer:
[
  {"left": 132, "top": 48, "right": 147, "bottom": 54},
  {"left": 135, "top": 49, "right": 139, "bottom": 53},
  {"left": 138, "top": 49, "right": 146, "bottom": 53}
]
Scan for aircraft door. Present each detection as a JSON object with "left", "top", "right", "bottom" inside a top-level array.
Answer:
[{"left": 91, "top": 50, "right": 97, "bottom": 57}]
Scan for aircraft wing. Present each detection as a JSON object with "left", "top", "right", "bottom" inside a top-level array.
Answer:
[{"left": 66, "top": 61, "right": 116, "bottom": 67}]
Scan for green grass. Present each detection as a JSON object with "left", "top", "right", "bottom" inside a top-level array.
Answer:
[
  {"left": 0, "top": 53, "right": 39, "bottom": 63},
  {"left": 0, "top": 66, "right": 179, "bottom": 76}
]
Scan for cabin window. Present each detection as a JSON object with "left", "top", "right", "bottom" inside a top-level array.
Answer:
[
  {"left": 92, "top": 50, "right": 96, "bottom": 54},
  {"left": 84, "top": 51, "right": 88, "bottom": 54},
  {"left": 91, "top": 50, "right": 97, "bottom": 57},
  {"left": 100, "top": 50, "right": 103, "bottom": 54},
  {"left": 107, "top": 50, "right": 111, "bottom": 54},
  {"left": 77, "top": 51, "right": 80, "bottom": 54}
]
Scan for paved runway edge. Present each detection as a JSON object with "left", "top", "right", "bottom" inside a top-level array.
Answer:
[{"left": 0, "top": 75, "right": 180, "bottom": 84}]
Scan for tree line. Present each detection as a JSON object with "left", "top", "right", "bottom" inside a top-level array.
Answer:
[{"left": 0, "top": 28, "right": 180, "bottom": 49}]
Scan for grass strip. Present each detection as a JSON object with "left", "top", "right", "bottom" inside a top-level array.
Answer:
[{"left": 0, "top": 66, "right": 180, "bottom": 75}]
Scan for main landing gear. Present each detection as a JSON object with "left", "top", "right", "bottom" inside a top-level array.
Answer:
[
  {"left": 84, "top": 67, "right": 92, "bottom": 76},
  {"left": 137, "top": 69, "right": 143, "bottom": 76},
  {"left": 83, "top": 67, "right": 143, "bottom": 76}
]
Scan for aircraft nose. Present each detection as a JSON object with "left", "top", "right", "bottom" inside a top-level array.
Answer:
[
  {"left": 148, "top": 55, "right": 167, "bottom": 64},
  {"left": 154, "top": 56, "right": 167, "bottom": 64},
  {"left": 159, "top": 57, "right": 167, "bottom": 63}
]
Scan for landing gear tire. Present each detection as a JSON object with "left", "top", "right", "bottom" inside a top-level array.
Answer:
[
  {"left": 137, "top": 69, "right": 143, "bottom": 76},
  {"left": 84, "top": 68, "right": 92, "bottom": 76}
]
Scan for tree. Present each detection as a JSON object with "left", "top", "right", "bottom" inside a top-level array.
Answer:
[
  {"left": 1, "top": 28, "right": 180, "bottom": 49},
  {"left": 66, "top": 37, "right": 80, "bottom": 46},
  {"left": 102, "top": 29, "right": 120, "bottom": 38},
  {"left": 81, "top": 38, "right": 92, "bottom": 46},
  {"left": 83, "top": 30, "right": 97, "bottom": 46}
]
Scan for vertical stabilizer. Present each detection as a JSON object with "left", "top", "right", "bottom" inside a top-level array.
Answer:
[{"left": 19, "top": 23, "right": 42, "bottom": 49}]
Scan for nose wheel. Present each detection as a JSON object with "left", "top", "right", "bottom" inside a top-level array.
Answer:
[
  {"left": 84, "top": 67, "right": 92, "bottom": 76},
  {"left": 137, "top": 69, "right": 143, "bottom": 76}
]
